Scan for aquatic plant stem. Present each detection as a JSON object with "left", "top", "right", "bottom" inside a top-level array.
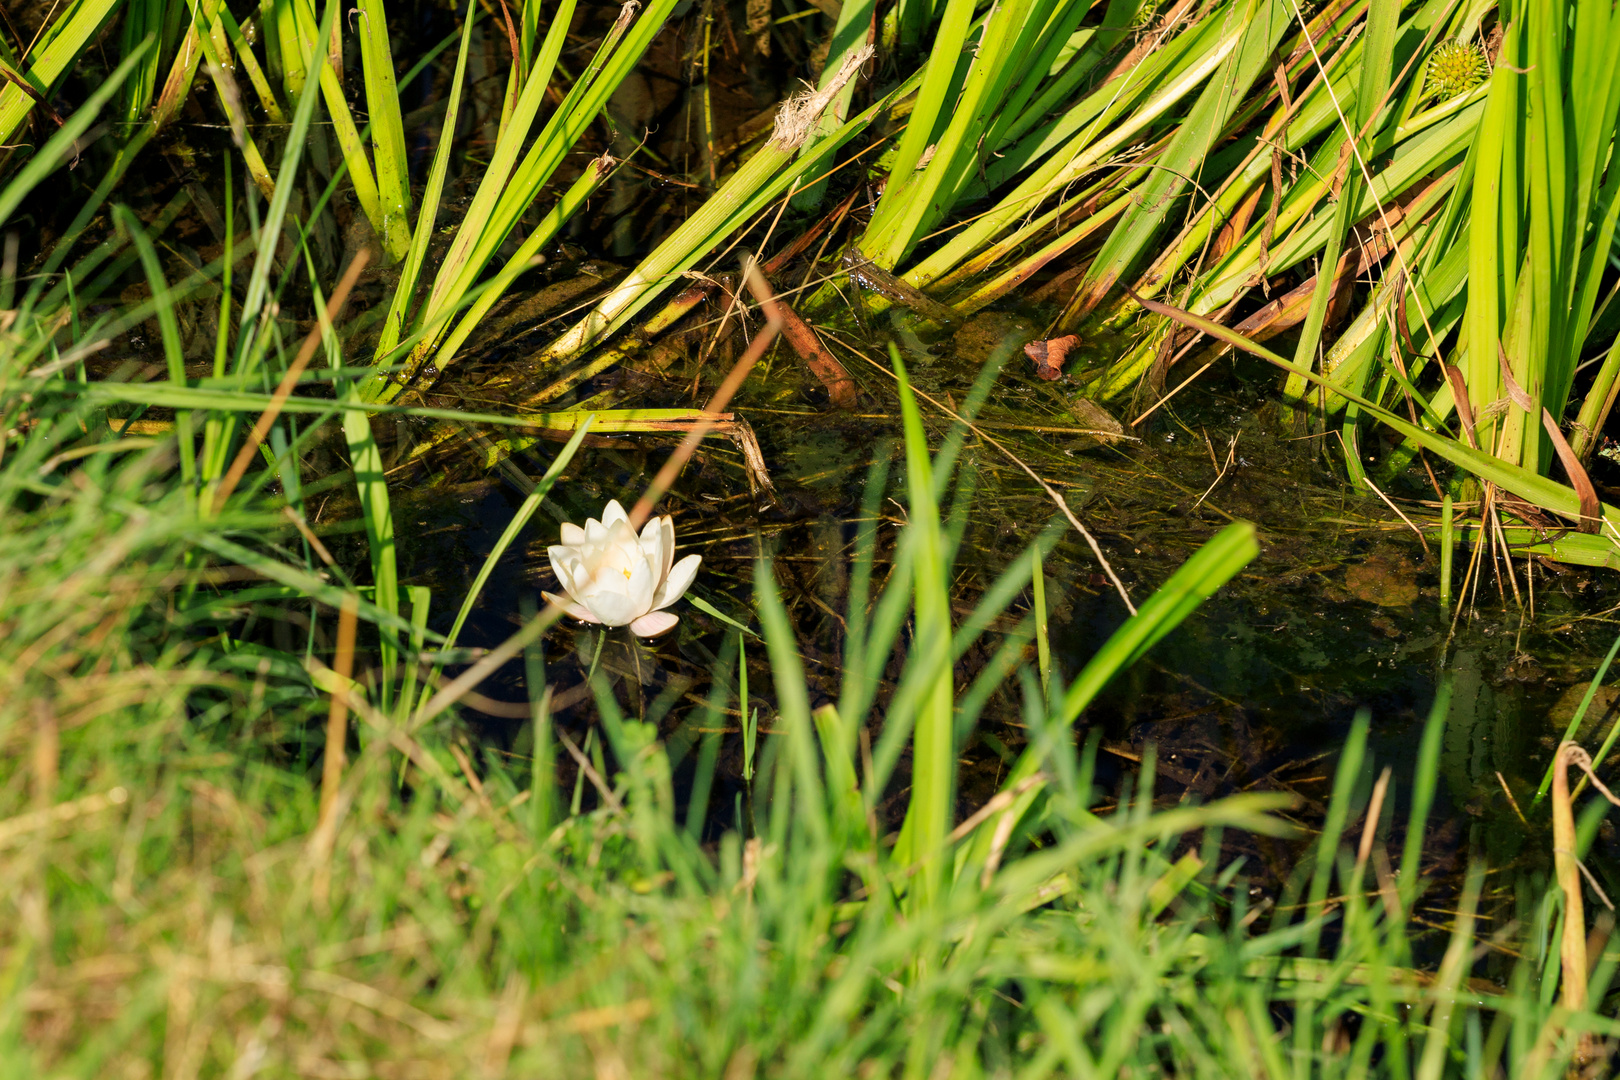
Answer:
[
  {"left": 740, "top": 635, "right": 754, "bottom": 782},
  {"left": 1439, "top": 493, "right": 1453, "bottom": 618},
  {"left": 1033, "top": 546, "right": 1051, "bottom": 701},
  {"left": 585, "top": 630, "right": 607, "bottom": 686}
]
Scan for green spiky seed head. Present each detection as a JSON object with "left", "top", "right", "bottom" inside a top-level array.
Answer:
[{"left": 1423, "top": 41, "right": 1488, "bottom": 101}]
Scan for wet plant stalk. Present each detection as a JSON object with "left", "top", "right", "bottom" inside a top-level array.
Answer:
[
  {"left": 1033, "top": 545, "right": 1050, "bottom": 702},
  {"left": 1439, "top": 493, "right": 1453, "bottom": 619},
  {"left": 740, "top": 634, "right": 755, "bottom": 781}
]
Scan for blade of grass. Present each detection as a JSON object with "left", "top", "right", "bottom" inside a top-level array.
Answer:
[
  {"left": 753, "top": 558, "right": 827, "bottom": 845},
  {"left": 354, "top": 0, "right": 412, "bottom": 258},
  {"left": 888, "top": 342, "right": 954, "bottom": 911}
]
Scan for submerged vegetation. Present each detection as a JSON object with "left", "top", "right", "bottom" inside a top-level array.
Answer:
[{"left": 4, "top": 0, "right": 1620, "bottom": 1073}]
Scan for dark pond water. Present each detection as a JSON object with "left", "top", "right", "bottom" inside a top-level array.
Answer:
[{"left": 363, "top": 278, "right": 1620, "bottom": 945}]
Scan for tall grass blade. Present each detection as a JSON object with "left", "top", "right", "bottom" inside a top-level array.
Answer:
[{"left": 888, "top": 344, "right": 954, "bottom": 910}]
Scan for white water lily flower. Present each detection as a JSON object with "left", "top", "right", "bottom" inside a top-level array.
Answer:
[{"left": 543, "top": 500, "right": 701, "bottom": 638}]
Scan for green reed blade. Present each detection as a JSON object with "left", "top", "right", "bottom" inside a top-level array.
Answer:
[
  {"left": 977, "top": 0, "right": 1099, "bottom": 160},
  {"left": 1573, "top": 331, "right": 1620, "bottom": 460},
  {"left": 1532, "top": 635, "right": 1620, "bottom": 810},
  {"left": 189, "top": 531, "right": 432, "bottom": 645},
  {"left": 417, "top": 0, "right": 628, "bottom": 329},
  {"left": 1058, "top": 521, "right": 1258, "bottom": 730},
  {"left": 861, "top": 0, "right": 994, "bottom": 264},
  {"left": 231, "top": 0, "right": 337, "bottom": 371},
  {"left": 301, "top": 266, "right": 402, "bottom": 709},
  {"left": 117, "top": 0, "right": 165, "bottom": 125},
  {"left": 200, "top": 0, "right": 338, "bottom": 492},
  {"left": 1462, "top": 17, "right": 1519, "bottom": 453},
  {"left": 1302, "top": 710, "right": 1368, "bottom": 953},
  {"left": 371, "top": 0, "right": 477, "bottom": 367},
  {"left": 899, "top": 6, "right": 1253, "bottom": 294},
  {"left": 115, "top": 205, "right": 196, "bottom": 489},
  {"left": 305, "top": 26, "right": 388, "bottom": 255},
  {"left": 967, "top": 2, "right": 1222, "bottom": 201},
  {"left": 380, "top": 157, "right": 612, "bottom": 399},
  {"left": 397, "top": 584, "right": 431, "bottom": 720},
  {"left": 353, "top": 0, "right": 412, "bottom": 260},
  {"left": 1415, "top": 862, "right": 1484, "bottom": 1080},
  {"left": 1439, "top": 494, "right": 1453, "bottom": 618},
  {"left": 149, "top": 0, "right": 213, "bottom": 132},
  {"left": 0, "top": 0, "right": 122, "bottom": 147},
  {"left": 888, "top": 344, "right": 954, "bottom": 910},
  {"left": 681, "top": 632, "right": 735, "bottom": 841},
  {"left": 1032, "top": 546, "right": 1050, "bottom": 702},
  {"left": 790, "top": 0, "right": 878, "bottom": 210},
  {"left": 269, "top": 0, "right": 306, "bottom": 95},
  {"left": 951, "top": 520, "right": 1064, "bottom": 668},
  {"left": 215, "top": 1, "right": 284, "bottom": 123},
  {"left": 740, "top": 634, "right": 754, "bottom": 783},
  {"left": 840, "top": 448, "right": 892, "bottom": 719},
  {"left": 1283, "top": 0, "right": 1402, "bottom": 403},
  {"left": 753, "top": 558, "right": 827, "bottom": 844},
  {"left": 1072, "top": 0, "right": 1286, "bottom": 317},
  {"left": 76, "top": 380, "right": 654, "bottom": 430},
  {"left": 180, "top": 0, "right": 277, "bottom": 197}
]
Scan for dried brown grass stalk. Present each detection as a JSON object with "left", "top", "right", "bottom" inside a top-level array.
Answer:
[
  {"left": 310, "top": 594, "right": 359, "bottom": 905},
  {"left": 1550, "top": 743, "right": 1620, "bottom": 1012}
]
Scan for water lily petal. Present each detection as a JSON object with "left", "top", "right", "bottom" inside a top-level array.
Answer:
[
  {"left": 576, "top": 550, "right": 655, "bottom": 625},
  {"left": 584, "top": 517, "right": 609, "bottom": 548},
  {"left": 542, "top": 591, "right": 600, "bottom": 623},
  {"left": 601, "top": 500, "right": 629, "bottom": 529},
  {"left": 651, "top": 553, "right": 701, "bottom": 610},
  {"left": 577, "top": 538, "right": 606, "bottom": 574},
  {"left": 607, "top": 517, "right": 640, "bottom": 552},
  {"left": 638, "top": 517, "right": 664, "bottom": 581},
  {"left": 559, "top": 522, "right": 586, "bottom": 547},
  {"left": 623, "top": 554, "right": 657, "bottom": 615},
  {"left": 629, "top": 610, "right": 679, "bottom": 637},
  {"left": 578, "top": 581, "right": 643, "bottom": 626},
  {"left": 548, "top": 546, "right": 582, "bottom": 596},
  {"left": 658, "top": 516, "right": 675, "bottom": 583}
]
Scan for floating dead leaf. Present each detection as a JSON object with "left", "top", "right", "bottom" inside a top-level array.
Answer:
[{"left": 1025, "top": 335, "right": 1079, "bottom": 380}]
